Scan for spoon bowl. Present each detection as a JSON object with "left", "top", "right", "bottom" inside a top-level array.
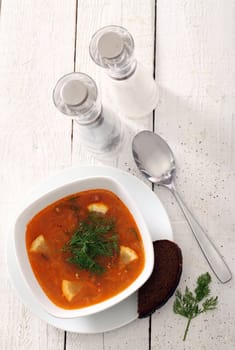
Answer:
[
  {"left": 132, "top": 131, "right": 176, "bottom": 186},
  {"left": 132, "top": 130, "right": 232, "bottom": 283}
]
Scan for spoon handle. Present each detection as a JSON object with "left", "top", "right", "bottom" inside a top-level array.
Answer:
[{"left": 169, "top": 183, "right": 232, "bottom": 283}]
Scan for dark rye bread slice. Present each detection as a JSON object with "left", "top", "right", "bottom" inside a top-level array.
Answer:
[{"left": 138, "top": 239, "right": 183, "bottom": 318}]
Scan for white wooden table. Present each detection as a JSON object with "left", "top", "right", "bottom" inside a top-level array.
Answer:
[{"left": 1, "top": 1, "right": 235, "bottom": 349}]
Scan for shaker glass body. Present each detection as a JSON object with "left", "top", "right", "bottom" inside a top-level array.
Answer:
[
  {"left": 89, "top": 25, "right": 159, "bottom": 119},
  {"left": 102, "top": 63, "right": 159, "bottom": 119},
  {"left": 53, "top": 72, "right": 123, "bottom": 156}
]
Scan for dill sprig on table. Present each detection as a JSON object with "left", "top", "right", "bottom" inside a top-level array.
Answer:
[
  {"left": 173, "top": 272, "right": 218, "bottom": 341},
  {"left": 63, "top": 212, "right": 118, "bottom": 274}
]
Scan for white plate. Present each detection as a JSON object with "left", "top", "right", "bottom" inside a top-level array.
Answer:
[{"left": 7, "top": 165, "right": 173, "bottom": 333}]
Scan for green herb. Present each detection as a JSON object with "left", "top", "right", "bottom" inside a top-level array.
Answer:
[
  {"left": 173, "top": 272, "right": 218, "bottom": 341},
  {"left": 63, "top": 212, "right": 118, "bottom": 274},
  {"left": 69, "top": 204, "right": 79, "bottom": 212},
  {"left": 128, "top": 227, "right": 139, "bottom": 240},
  {"left": 68, "top": 196, "right": 79, "bottom": 202}
]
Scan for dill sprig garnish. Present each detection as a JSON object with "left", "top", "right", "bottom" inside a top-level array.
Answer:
[
  {"left": 63, "top": 212, "right": 118, "bottom": 274},
  {"left": 173, "top": 272, "right": 218, "bottom": 341}
]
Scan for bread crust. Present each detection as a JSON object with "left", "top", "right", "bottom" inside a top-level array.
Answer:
[{"left": 138, "top": 239, "right": 183, "bottom": 318}]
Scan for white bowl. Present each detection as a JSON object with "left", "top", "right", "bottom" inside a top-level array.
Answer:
[{"left": 13, "top": 176, "right": 154, "bottom": 318}]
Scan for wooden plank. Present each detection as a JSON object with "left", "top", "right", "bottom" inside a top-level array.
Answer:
[
  {"left": 0, "top": 0, "right": 76, "bottom": 348},
  {"left": 72, "top": 0, "right": 156, "bottom": 169},
  {"left": 103, "top": 318, "right": 150, "bottom": 350},
  {"left": 67, "top": 0, "right": 156, "bottom": 349},
  {"left": 0, "top": 0, "right": 75, "bottom": 200},
  {"left": 152, "top": 0, "right": 235, "bottom": 348}
]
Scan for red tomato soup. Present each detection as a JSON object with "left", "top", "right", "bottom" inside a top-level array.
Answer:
[{"left": 26, "top": 189, "right": 145, "bottom": 309}]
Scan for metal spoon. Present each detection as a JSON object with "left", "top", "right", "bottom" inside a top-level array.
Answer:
[{"left": 132, "top": 130, "right": 232, "bottom": 283}]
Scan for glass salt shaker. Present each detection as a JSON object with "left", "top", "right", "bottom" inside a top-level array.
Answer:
[
  {"left": 89, "top": 25, "right": 159, "bottom": 119},
  {"left": 53, "top": 72, "right": 123, "bottom": 156}
]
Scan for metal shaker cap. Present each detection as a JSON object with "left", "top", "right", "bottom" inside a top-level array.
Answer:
[
  {"left": 61, "top": 80, "right": 88, "bottom": 106},
  {"left": 97, "top": 32, "right": 124, "bottom": 59}
]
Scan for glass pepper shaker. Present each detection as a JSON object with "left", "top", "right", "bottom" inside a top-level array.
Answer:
[
  {"left": 89, "top": 25, "right": 159, "bottom": 119},
  {"left": 53, "top": 72, "right": 123, "bottom": 156}
]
